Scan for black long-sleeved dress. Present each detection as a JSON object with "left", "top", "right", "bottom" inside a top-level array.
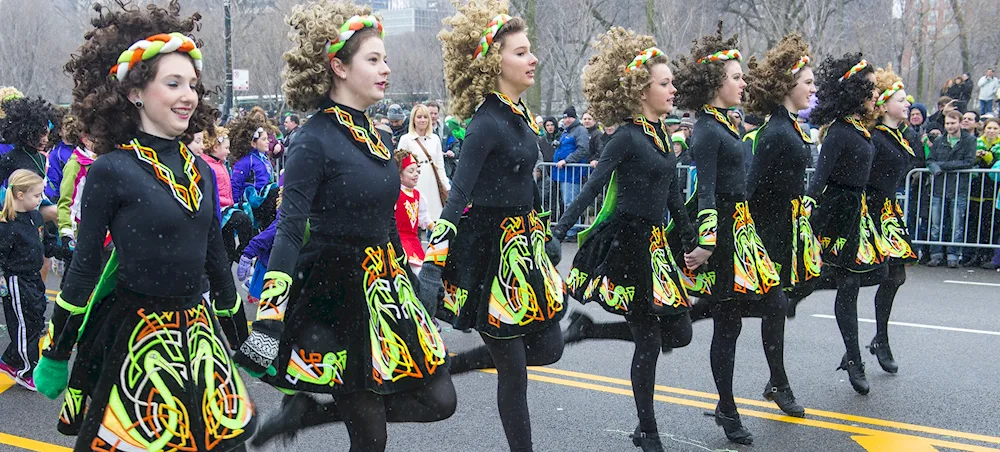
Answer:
[
  {"left": 684, "top": 106, "right": 781, "bottom": 301},
  {"left": 867, "top": 123, "right": 918, "bottom": 263},
  {"left": 258, "top": 99, "right": 446, "bottom": 395},
  {"left": 44, "top": 132, "right": 254, "bottom": 450},
  {"left": 807, "top": 118, "right": 888, "bottom": 272},
  {"left": 556, "top": 116, "right": 695, "bottom": 315},
  {"left": 747, "top": 106, "right": 823, "bottom": 292},
  {"left": 431, "top": 91, "right": 564, "bottom": 339}
]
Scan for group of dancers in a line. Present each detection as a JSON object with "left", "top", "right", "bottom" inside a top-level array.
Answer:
[{"left": 21, "top": 0, "right": 916, "bottom": 451}]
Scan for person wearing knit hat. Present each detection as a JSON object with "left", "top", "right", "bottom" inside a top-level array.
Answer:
[
  {"left": 562, "top": 105, "right": 577, "bottom": 118},
  {"left": 387, "top": 103, "right": 408, "bottom": 144}
]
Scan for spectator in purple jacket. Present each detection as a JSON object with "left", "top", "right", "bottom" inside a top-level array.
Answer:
[
  {"left": 228, "top": 115, "right": 278, "bottom": 229},
  {"left": 44, "top": 116, "right": 81, "bottom": 202}
]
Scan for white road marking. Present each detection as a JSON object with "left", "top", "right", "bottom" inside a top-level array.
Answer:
[
  {"left": 943, "top": 280, "right": 1000, "bottom": 287},
  {"left": 810, "top": 314, "right": 1000, "bottom": 336}
]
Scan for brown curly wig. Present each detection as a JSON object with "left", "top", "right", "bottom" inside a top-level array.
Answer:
[
  {"left": 582, "top": 27, "right": 666, "bottom": 126},
  {"left": 61, "top": 114, "right": 84, "bottom": 147},
  {"left": 440, "top": 0, "right": 526, "bottom": 121},
  {"left": 0, "top": 97, "right": 56, "bottom": 150},
  {"left": 226, "top": 114, "right": 268, "bottom": 164},
  {"left": 282, "top": 1, "right": 379, "bottom": 112},
  {"left": 744, "top": 33, "right": 812, "bottom": 115},
  {"left": 674, "top": 22, "right": 741, "bottom": 111},
  {"left": 809, "top": 53, "right": 875, "bottom": 126},
  {"left": 63, "top": 1, "right": 214, "bottom": 155}
]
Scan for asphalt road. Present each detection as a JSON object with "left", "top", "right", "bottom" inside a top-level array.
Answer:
[{"left": 1, "top": 244, "right": 999, "bottom": 452}]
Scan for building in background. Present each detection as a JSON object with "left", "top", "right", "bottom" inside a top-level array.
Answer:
[{"left": 360, "top": 0, "right": 451, "bottom": 35}]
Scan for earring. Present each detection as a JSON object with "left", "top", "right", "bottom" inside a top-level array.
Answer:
[{"left": 134, "top": 100, "right": 144, "bottom": 108}]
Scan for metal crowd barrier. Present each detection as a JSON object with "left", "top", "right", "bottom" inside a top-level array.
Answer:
[{"left": 903, "top": 168, "right": 1000, "bottom": 250}]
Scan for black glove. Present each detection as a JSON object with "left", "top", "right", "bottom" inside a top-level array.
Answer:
[{"left": 417, "top": 263, "right": 444, "bottom": 316}]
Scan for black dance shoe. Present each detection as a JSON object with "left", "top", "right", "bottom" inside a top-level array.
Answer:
[
  {"left": 629, "top": 426, "right": 665, "bottom": 452},
  {"left": 763, "top": 383, "right": 805, "bottom": 417},
  {"left": 563, "top": 310, "right": 593, "bottom": 345},
  {"left": 250, "top": 393, "right": 328, "bottom": 447},
  {"left": 713, "top": 407, "right": 753, "bottom": 445},
  {"left": 837, "top": 353, "right": 870, "bottom": 395},
  {"left": 867, "top": 339, "right": 898, "bottom": 374},
  {"left": 786, "top": 296, "right": 804, "bottom": 318}
]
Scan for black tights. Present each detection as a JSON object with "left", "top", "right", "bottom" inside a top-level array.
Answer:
[
  {"left": 448, "top": 323, "right": 564, "bottom": 452},
  {"left": 710, "top": 289, "right": 790, "bottom": 413},
  {"left": 626, "top": 313, "right": 692, "bottom": 433},
  {"left": 874, "top": 263, "right": 906, "bottom": 344},
  {"left": 269, "top": 370, "right": 456, "bottom": 452},
  {"left": 221, "top": 209, "right": 254, "bottom": 263},
  {"left": 833, "top": 268, "right": 863, "bottom": 360}
]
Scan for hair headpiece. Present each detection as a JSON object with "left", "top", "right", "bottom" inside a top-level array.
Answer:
[
  {"left": 840, "top": 59, "right": 869, "bottom": 81},
  {"left": 876, "top": 81, "right": 904, "bottom": 106},
  {"left": 625, "top": 47, "right": 663, "bottom": 73},
  {"left": 697, "top": 49, "right": 741, "bottom": 64},
  {"left": 788, "top": 56, "right": 810, "bottom": 75},
  {"left": 110, "top": 32, "right": 202, "bottom": 81},
  {"left": 327, "top": 15, "right": 385, "bottom": 61},
  {"left": 400, "top": 153, "right": 416, "bottom": 169},
  {"left": 473, "top": 14, "right": 512, "bottom": 61}
]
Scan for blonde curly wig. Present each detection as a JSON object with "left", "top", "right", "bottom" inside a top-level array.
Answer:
[
  {"left": 874, "top": 64, "right": 903, "bottom": 120},
  {"left": 0, "top": 86, "right": 24, "bottom": 120},
  {"left": 282, "top": 0, "right": 378, "bottom": 112},
  {"left": 61, "top": 114, "right": 85, "bottom": 146},
  {"left": 204, "top": 125, "right": 229, "bottom": 148},
  {"left": 582, "top": 27, "right": 665, "bottom": 126},
  {"left": 745, "top": 33, "right": 812, "bottom": 115},
  {"left": 440, "top": 0, "right": 526, "bottom": 121}
]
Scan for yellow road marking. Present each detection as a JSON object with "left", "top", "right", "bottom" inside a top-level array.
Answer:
[
  {"left": 0, "top": 374, "right": 12, "bottom": 395},
  {"left": 853, "top": 432, "right": 944, "bottom": 451},
  {"left": 529, "top": 366, "right": 1000, "bottom": 446},
  {"left": 475, "top": 368, "right": 999, "bottom": 452},
  {"left": 0, "top": 433, "right": 71, "bottom": 451}
]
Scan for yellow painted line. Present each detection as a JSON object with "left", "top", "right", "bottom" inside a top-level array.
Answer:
[
  {"left": 45, "top": 290, "right": 57, "bottom": 295},
  {"left": 478, "top": 369, "right": 999, "bottom": 452},
  {"left": 0, "top": 374, "right": 12, "bottom": 394},
  {"left": 529, "top": 366, "right": 1000, "bottom": 446},
  {"left": 0, "top": 433, "right": 72, "bottom": 451}
]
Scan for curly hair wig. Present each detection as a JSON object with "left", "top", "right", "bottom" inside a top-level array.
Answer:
[
  {"left": 63, "top": 0, "right": 213, "bottom": 155},
  {"left": 0, "top": 87, "right": 24, "bottom": 120},
  {"left": 674, "top": 22, "right": 741, "bottom": 112},
  {"left": 440, "top": 0, "right": 526, "bottom": 121},
  {"left": 61, "top": 114, "right": 85, "bottom": 147},
  {"left": 582, "top": 27, "right": 666, "bottom": 126},
  {"left": 874, "top": 64, "right": 903, "bottom": 116},
  {"left": 0, "top": 97, "right": 55, "bottom": 150},
  {"left": 204, "top": 125, "right": 228, "bottom": 149},
  {"left": 226, "top": 114, "right": 268, "bottom": 164},
  {"left": 282, "top": 1, "right": 379, "bottom": 112},
  {"left": 809, "top": 53, "right": 875, "bottom": 126},
  {"left": 745, "top": 33, "right": 812, "bottom": 115}
]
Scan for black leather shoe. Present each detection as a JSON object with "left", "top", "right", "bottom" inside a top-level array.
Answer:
[
  {"left": 867, "top": 339, "right": 898, "bottom": 374},
  {"left": 563, "top": 311, "right": 593, "bottom": 345},
  {"left": 251, "top": 393, "right": 326, "bottom": 447},
  {"left": 714, "top": 407, "right": 753, "bottom": 445},
  {"left": 837, "top": 353, "right": 870, "bottom": 395},
  {"left": 763, "top": 384, "right": 805, "bottom": 417},
  {"left": 629, "top": 426, "right": 665, "bottom": 451}
]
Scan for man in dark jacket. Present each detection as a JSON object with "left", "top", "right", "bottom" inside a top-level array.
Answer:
[
  {"left": 553, "top": 106, "right": 590, "bottom": 239},
  {"left": 926, "top": 111, "right": 978, "bottom": 267},
  {"left": 387, "top": 103, "right": 408, "bottom": 145}
]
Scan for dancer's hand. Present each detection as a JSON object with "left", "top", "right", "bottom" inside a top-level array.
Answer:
[
  {"left": 34, "top": 357, "right": 69, "bottom": 400},
  {"left": 802, "top": 196, "right": 817, "bottom": 219},
  {"left": 233, "top": 330, "right": 279, "bottom": 378},
  {"left": 424, "top": 219, "right": 456, "bottom": 267},
  {"left": 684, "top": 246, "right": 713, "bottom": 270}
]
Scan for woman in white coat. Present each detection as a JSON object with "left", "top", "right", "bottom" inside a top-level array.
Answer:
[{"left": 398, "top": 104, "right": 449, "bottom": 221}]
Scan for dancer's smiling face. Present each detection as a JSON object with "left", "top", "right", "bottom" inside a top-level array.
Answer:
[
  {"left": 498, "top": 31, "right": 538, "bottom": 94},
  {"left": 787, "top": 67, "right": 816, "bottom": 112},
  {"left": 883, "top": 90, "right": 911, "bottom": 123},
  {"left": 129, "top": 53, "right": 200, "bottom": 139}
]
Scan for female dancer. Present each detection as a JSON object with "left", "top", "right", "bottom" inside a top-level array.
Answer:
[
  {"left": 551, "top": 28, "right": 694, "bottom": 451},
  {"left": 745, "top": 34, "right": 823, "bottom": 314},
  {"left": 424, "top": 2, "right": 566, "bottom": 450},
  {"left": 865, "top": 66, "right": 919, "bottom": 374},
  {"left": 33, "top": 2, "right": 255, "bottom": 449},
  {"left": 805, "top": 54, "right": 886, "bottom": 394},
  {"left": 673, "top": 24, "right": 794, "bottom": 444},
  {"left": 236, "top": 3, "right": 455, "bottom": 451}
]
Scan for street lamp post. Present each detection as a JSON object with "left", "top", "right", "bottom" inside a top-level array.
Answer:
[{"left": 223, "top": 0, "right": 234, "bottom": 119}]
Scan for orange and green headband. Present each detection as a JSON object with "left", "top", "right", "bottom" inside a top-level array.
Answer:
[
  {"left": 473, "top": 14, "right": 512, "bottom": 61},
  {"left": 110, "top": 32, "right": 202, "bottom": 81},
  {"left": 788, "top": 56, "right": 810, "bottom": 75},
  {"left": 876, "top": 81, "right": 905, "bottom": 106},
  {"left": 697, "top": 49, "right": 741, "bottom": 64},
  {"left": 327, "top": 15, "right": 385, "bottom": 61},
  {"left": 840, "top": 59, "right": 869, "bottom": 81},
  {"left": 625, "top": 47, "right": 663, "bottom": 73}
]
